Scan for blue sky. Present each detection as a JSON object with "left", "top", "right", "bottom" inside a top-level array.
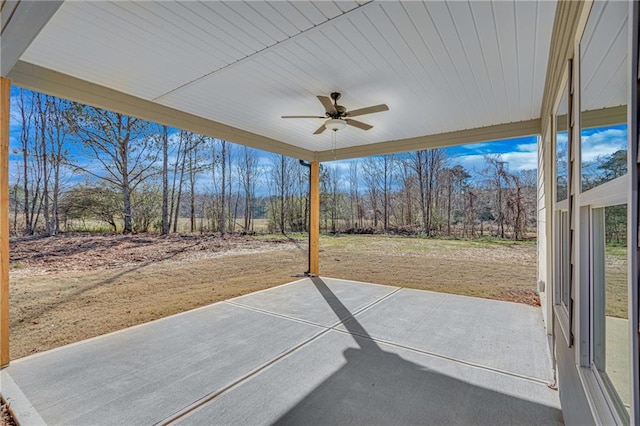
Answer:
[
  {"left": 445, "top": 136, "right": 538, "bottom": 173},
  {"left": 324, "top": 135, "right": 538, "bottom": 180},
  {"left": 8, "top": 86, "right": 540, "bottom": 186},
  {"left": 10, "top": 85, "right": 631, "bottom": 190}
]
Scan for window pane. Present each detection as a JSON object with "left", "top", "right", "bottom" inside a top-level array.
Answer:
[
  {"left": 581, "top": 125, "right": 627, "bottom": 191},
  {"left": 560, "top": 211, "right": 570, "bottom": 308},
  {"left": 593, "top": 205, "right": 630, "bottom": 420},
  {"left": 556, "top": 87, "right": 569, "bottom": 202},
  {"left": 580, "top": 1, "right": 628, "bottom": 192}
]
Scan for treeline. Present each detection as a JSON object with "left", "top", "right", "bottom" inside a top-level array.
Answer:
[
  {"left": 13, "top": 89, "right": 269, "bottom": 235},
  {"left": 11, "top": 88, "right": 538, "bottom": 239},
  {"left": 319, "top": 152, "right": 536, "bottom": 239}
]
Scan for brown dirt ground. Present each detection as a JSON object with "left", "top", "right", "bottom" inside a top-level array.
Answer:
[{"left": 8, "top": 233, "right": 537, "bottom": 360}]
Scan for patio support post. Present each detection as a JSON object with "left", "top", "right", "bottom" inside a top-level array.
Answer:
[
  {"left": 1, "top": 77, "right": 10, "bottom": 368},
  {"left": 309, "top": 161, "right": 320, "bottom": 276}
]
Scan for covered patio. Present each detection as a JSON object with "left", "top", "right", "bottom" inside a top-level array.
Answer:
[
  {"left": 3, "top": 0, "right": 640, "bottom": 424},
  {"left": 1, "top": 0, "right": 558, "bottom": 370},
  {"left": 1, "top": 277, "right": 561, "bottom": 425}
]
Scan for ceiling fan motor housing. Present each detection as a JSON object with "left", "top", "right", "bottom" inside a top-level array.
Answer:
[
  {"left": 281, "top": 92, "right": 388, "bottom": 134},
  {"left": 334, "top": 105, "right": 347, "bottom": 116}
]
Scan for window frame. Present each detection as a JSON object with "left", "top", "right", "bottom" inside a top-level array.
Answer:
[
  {"left": 571, "top": 1, "right": 638, "bottom": 423},
  {"left": 552, "top": 69, "right": 573, "bottom": 347}
]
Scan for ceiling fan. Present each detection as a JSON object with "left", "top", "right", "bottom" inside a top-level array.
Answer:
[{"left": 282, "top": 92, "right": 389, "bottom": 134}]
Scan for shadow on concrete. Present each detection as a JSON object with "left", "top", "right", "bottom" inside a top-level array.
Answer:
[{"left": 273, "top": 277, "right": 563, "bottom": 425}]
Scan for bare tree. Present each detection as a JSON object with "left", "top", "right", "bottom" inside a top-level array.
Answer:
[
  {"left": 172, "top": 131, "right": 201, "bottom": 233},
  {"left": 34, "top": 93, "right": 53, "bottom": 235},
  {"left": 321, "top": 165, "right": 344, "bottom": 233},
  {"left": 362, "top": 157, "right": 380, "bottom": 229},
  {"left": 348, "top": 161, "right": 363, "bottom": 228},
  {"left": 68, "top": 106, "right": 158, "bottom": 233},
  {"left": 218, "top": 139, "right": 227, "bottom": 234},
  {"left": 267, "top": 154, "right": 289, "bottom": 234},
  {"left": 483, "top": 155, "right": 511, "bottom": 239},
  {"left": 411, "top": 149, "right": 444, "bottom": 235},
  {"left": 45, "top": 96, "right": 73, "bottom": 235},
  {"left": 442, "top": 164, "right": 470, "bottom": 235},
  {"left": 397, "top": 158, "right": 416, "bottom": 227},
  {"left": 187, "top": 136, "right": 209, "bottom": 232},
  {"left": 18, "top": 89, "right": 36, "bottom": 234},
  {"left": 238, "top": 146, "right": 258, "bottom": 232},
  {"left": 173, "top": 136, "right": 187, "bottom": 233}
]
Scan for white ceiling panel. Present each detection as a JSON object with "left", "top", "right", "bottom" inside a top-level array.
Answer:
[
  {"left": 20, "top": 0, "right": 559, "bottom": 154},
  {"left": 580, "top": 0, "right": 628, "bottom": 113}
]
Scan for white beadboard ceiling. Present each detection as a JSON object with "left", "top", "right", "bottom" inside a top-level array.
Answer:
[
  {"left": 580, "top": 0, "right": 628, "bottom": 113},
  {"left": 20, "top": 0, "right": 558, "bottom": 154}
]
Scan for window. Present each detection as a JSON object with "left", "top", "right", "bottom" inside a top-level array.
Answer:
[
  {"left": 554, "top": 75, "right": 572, "bottom": 344},
  {"left": 591, "top": 205, "right": 630, "bottom": 421},
  {"left": 579, "top": 1, "right": 631, "bottom": 422},
  {"left": 580, "top": 0, "right": 628, "bottom": 193}
]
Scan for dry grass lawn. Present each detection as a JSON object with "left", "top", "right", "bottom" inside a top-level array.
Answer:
[{"left": 9, "top": 233, "right": 539, "bottom": 360}]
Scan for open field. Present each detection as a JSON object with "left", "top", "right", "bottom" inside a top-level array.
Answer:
[
  {"left": 605, "top": 244, "right": 628, "bottom": 319},
  {"left": 7, "top": 233, "right": 543, "bottom": 360}
]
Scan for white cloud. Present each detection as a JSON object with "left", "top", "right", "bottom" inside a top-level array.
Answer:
[
  {"left": 515, "top": 142, "right": 538, "bottom": 152},
  {"left": 500, "top": 151, "right": 539, "bottom": 171},
  {"left": 580, "top": 128, "right": 626, "bottom": 163},
  {"left": 454, "top": 140, "right": 538, "bottom": 172},
  {"left": 454, "top": 154, "right": 490, "bottom": 173},
  {"left": 556, "top": 132, "right": 568, "bottom": 145},
  {"left": 465, "top": 142, "right": 493, "bottom": 150},
  {"left": 324, "top": 159, "right": 357, "bottom": 174}
]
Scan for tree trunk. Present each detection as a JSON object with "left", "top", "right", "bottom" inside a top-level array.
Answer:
[
  {"left": 161, "top": 125, "right": 169, "bottom": 234},
  {"left": 189, "top": 145, "right": 196, "bottom": 233},
  {"left": 173, "top": 149, "right": 187, "bottom": 233},
  {"left": 447, "top": 178, "right": 452, "bottom": 236},
  {"left": 168, "top": 133, "right": 184, "bottom": 231},
  {"left": 122, "top": 182, "right": 132, "bottom": 233},
  {"left": 121, "top": 118, "right": 133, "bottom": 234},
  {"left": 52, "top": 158, "right": 60, "bottom": 235},
  {"left": 38, "top": 95, "right": 51, "bottom": 236},
  {"left": 219, "top": 140, "right": 227, "bottom": 235},
  {"left": 280, "top": 155, "right": 285, "bottom": 234},
  {"left": 20, "top": 91, "right": 33, "bottom": 235}
]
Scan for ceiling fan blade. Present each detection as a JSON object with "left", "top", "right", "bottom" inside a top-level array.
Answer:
[
  {"left": 313, "top": 124, "right": 327, "bottom": 135},
  {"left": 281, "top": 115, "right": 325, "bottom": 119},
  {"left": 346, "top": 119, "right": 373, "bottom": 131},
  {"left": 317, "top": 96, "right": 337, "bottom": 114},
  {"left": 347, "top": 104, "right": 389, "bottom": 117}
]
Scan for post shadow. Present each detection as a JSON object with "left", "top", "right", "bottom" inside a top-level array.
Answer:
[{"left": 272, "top": 277, "right": 563, "bottom": 425}]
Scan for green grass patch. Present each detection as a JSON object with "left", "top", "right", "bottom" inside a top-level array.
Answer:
[{"left": 606, "top": 244, "right": 628, "bottom": 258}]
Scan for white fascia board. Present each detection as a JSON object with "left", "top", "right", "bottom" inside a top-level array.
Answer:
[{"left": 0, "top": 1, "right": 63, "bottom": 77}]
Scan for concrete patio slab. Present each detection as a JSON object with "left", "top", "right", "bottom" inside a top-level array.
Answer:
[
  {"left": 177, "top": 330, "right": 562, "bottom": 426},
  {"left": 229, "top": 277, "right": 398, "bottom": 327},
  {"left": 335, "top": 287, "right": 554, "bottom": 381},
  {"left": 606, "top": 316, "right": 631, "bottom": 411},
  {"left": 2, "top": 277, "right": 561, "bottom": 425},
  {"left": 5, "top": 300, "right": 323, "bottom": 425}
]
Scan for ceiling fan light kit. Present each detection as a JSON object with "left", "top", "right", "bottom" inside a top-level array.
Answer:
[
  {"left": 282, "top": 92, "right": 389, "bottom": 135},
  {"left": 325, "top": 118, "right": 347, "bottom": 132}
]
